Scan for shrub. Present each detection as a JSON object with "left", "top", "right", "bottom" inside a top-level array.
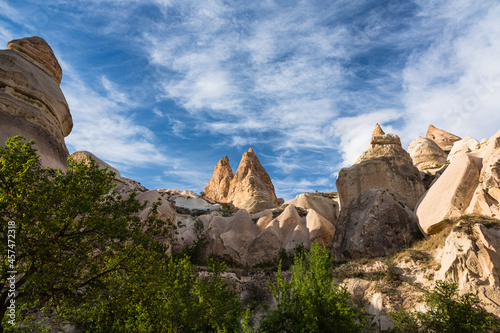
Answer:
[
  {"left": 259, "top": 243, "right": 372, "bottom": 332},
  {"left": 391, "top": 280, "right": 500, "bottom": 333}
]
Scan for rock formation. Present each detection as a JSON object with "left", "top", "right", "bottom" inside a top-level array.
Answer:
[
  {"left": 337, "top": 124, "right": 426, "bottom": 211},
  {"left": 426, "top": 124, "right": 461, "bottom": 153},
  {"left": 283, "top": 192, "right": 339, "bottom": 225},
  {"left": 0, "top": 36, "right": 72, "bottom": 170},
  {"left": 204, "top": 148, "right": 279, "bottom": 214},
  {"left": 204, "top": 156, "right": 234, "bottom": 202},
  {"left": 70, "top": 151, "right": 121, "bottom": 178},
  {"left": 416, "top": 153, "right": 480, "bottom": 235},
  {"left": 407, "top": 136, "right": 447, "bottom": 171},
  {"left": 447, "top": 135, "right": 487, "bottom": 163},
  {"left": 466, "top": 130, "right": 500, "bottom": 217},
  {"left": 334, "top": 189, "right": 420, "bottom": 260}
]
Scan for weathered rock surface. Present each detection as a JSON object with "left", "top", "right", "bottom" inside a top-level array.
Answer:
[
  {"left": 284, "top": 192, "right": 339, "bottom": 225},
  {"left": 426, "top": 124, "right": 461, "bottom": 153},
  {"left": 337, "top": 125, "right": 425, "bottom": 210},
  {"left": 334, "top": 189, "right": 420, "bottom": 260},
  {"left": 407, "top": 136, "right": 447, "bottom": 171},
  {"left": 447, "top": 135, "right": 487, "bottom": 163},
  {"left": 434, "top": 219, "right": 500, "bottom": 315},
  {"left": 0, "top": 37, "right": 72, "bottom": 170},
  {"left": 70, "top": 151, "right": 121, "bottom": 178},
  {"left": 209, "top": 148, "right": 279, "bottom": 214},
  {"left": 416, "top": 153, "right": 480, "bottom": 235},
  {"left": 466, "top": 130, "right": 500, "bottom": 217},
  {"left": 204, "top": 156, "right": 234, "bottom": 202}
]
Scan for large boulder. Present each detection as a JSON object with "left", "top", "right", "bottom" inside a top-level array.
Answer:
[
  {"left": 447, "top": 135, "right": 487, "bottom": 163},
  {"left": 407, "top": 136, "right": 447, "bottom": 171},
  {"left": 204, "top": 156, "right": 234, "bottom": 202},
  {"left": 426, "top": 124, "right": 461, "bottom": 153},
  {"left": 337, "top": 124, "right": 425, "bottom": 210},
  {"left": 466, "top": 130, "right": 500, "bottom": 217},
  {"left": 0, "top": 36, "right": 72, "bottom": 170},
  {"left": 333, "top": 189, "right": 420, "bottom": 260},
  {"left": 284, "top": 192, "right": 339, "bottom": 225},
  {"left": 416, "top": 153, "right": 480, "bottom": 235}
]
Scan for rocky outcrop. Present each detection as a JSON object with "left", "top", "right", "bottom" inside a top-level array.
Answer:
[
  {"left": 204, "top": 156, "right": 234, "bottom": 202},
  {"left": 434, "top": 217, "right": 500, "bottom": 314},
  {"left": 466, "top": 130, "right": 500, "bottom": 217},
  {"left": 0, "top": 36, "right": 72, "bottom": 170},
  {"left": 334, "top": 189, "right": 420, "bottom": 260},
  {"left": 337, "top": 124, "right": 425, "bottom": 210},
  {"left": 447, "top": 136, "right": 487, "bottom": 163},
  {"left": 205, "top": 148, "right": 279, "bottom": 214},
  {"left": 283, "top": 192, "right": 339, "bottom": 225},
  {"left": 426, "top": 124, "right": 461, "bottom": 153},
  {"left": 407, "top": 136, "right": 447, "bottom": 171},
  {"left": 70, "top": 151, "right": 121, "bottom": 178},
  {"left": 416, "top": 153, "right": 480, "bottom": 235}
]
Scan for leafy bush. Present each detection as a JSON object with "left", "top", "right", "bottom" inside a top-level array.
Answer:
[
  {"left": 391, "top": 280, "right": 500, "bottom": 333},
  {"left": 258, "top": 243, "right": 372, "bottom": 332}
]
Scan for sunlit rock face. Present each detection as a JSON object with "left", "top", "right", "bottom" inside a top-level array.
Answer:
[
  {"left": 0, "top": 36, "right": 72, "bottom": 169},
  {"left": 204, "top": 148, "right": 279, "bottom": 214},
  {"left": 337, "top": 124, "right": 426, "bottom": 211},
  {"left": 425, "top": 124, "right": 461, "bottom": 153}
]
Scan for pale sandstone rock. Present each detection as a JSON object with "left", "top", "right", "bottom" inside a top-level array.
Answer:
[
  {"left": 426, "top": 124, "right": 461, "bottom": 153},
  {"left": 334, "top": 189, "right": 420, "bottom": 260},
  {"left": 284, "top": 192, "right": 339, "bottom": 225},
  {"left": 8, "top": 36, "right": 63, "bottom": 84},
  {"left": 305, "top": 209, "right": 335, "bottom": 247},
  {"left": 407, "top": 136, "right": 447, "bottom": 171},
  {"left": 416, "top": 153, "right": 480, "bottom": 235},
  {"left": 0, "top": 37, "right": 72, "bottom": 170},
  {"left": 218, "top": 209, "right": 257, "bottom": 266},
  {"left": 226, "top": 148, "right": 279, "bottom": 213},
  {"left": 203, "top": 156, "right": 234, "bottom": 202},
  {"left": 337, "top": 157, "right": 425, "bottom": 211},
  {"left": 447, "top": 135, "right": 485, "bottom": 163},
  {"left": 338, "top": 124, "right": 425, "bottom": 210},
  {"left": 436, "top": 222, "right": 500, "bottom": 297},
  {"left": 247, "top": 225, "right": 282, "bottom": 266},
  {"left": 466, "top": 130, "right": 500, "bottom": 217},
  {"left": 70, "top": 151, "right": 121, "bottom": 178},
  {"left": 372, "top": 123, "right": 385, "bottom": 136}
]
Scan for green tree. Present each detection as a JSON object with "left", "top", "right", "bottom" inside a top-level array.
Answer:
[
  {"left": 391, "top": 280, "right": 500, "bottom": 333},
  {"left": 0, "top": 136, "right": 171, "bottom": 331},
  {"left": 66, "top": 251, "right": 242, "bottom": 332},
  {"left": 259, "top": 243, "right": 372, "bottom": 333}
]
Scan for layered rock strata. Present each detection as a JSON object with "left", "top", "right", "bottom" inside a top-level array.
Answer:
[{"left": 0, "top": 36, "right": 72, "bottom": 169}]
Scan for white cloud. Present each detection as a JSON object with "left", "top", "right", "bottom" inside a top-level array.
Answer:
[
  {"left": 61, "top": 61, "right": 169, "bottom": 170},
  {"left": 332, "top": 109, "right": 402, "bottom": 168},
  {"left": 401, "top": 0, "right": 500, "bottom": 142}
]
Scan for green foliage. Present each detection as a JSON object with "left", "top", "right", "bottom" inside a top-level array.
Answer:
[
  {"left": 259, "top": 243, "right": 373, "bottom": 333},
  {"left": 0, "top": 136, "right": 171, "bottom": 330},
  {"left": 66, "top": 252, "right": 242, "bottom": 332},
  {"left": 391, "top": 280, "right": 500, "bottom": 333},
  {"left": 219, "top": 203, "right": 233, "bottom": 217}
]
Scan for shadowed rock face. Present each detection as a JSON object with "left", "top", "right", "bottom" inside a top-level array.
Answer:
[{"left": 0, "top": 36, "right": 72, "bottom": 169}]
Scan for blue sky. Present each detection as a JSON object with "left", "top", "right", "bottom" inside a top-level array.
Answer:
[{"left": 1, "top": 0, "right": 500, "bottom": 200}]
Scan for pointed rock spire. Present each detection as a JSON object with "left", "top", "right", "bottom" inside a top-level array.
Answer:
[
  {"left": 204, "top": 156, "right": 234, "bottom": 202},
  {"left": 226, "top": 148, "right": 279, "bottom": 213},
  {"left": 372, "top": 123, "right": 385, "bottom": 137},
  {"left": 426, "top": 124, "right": 461, "bottom": 153}
]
